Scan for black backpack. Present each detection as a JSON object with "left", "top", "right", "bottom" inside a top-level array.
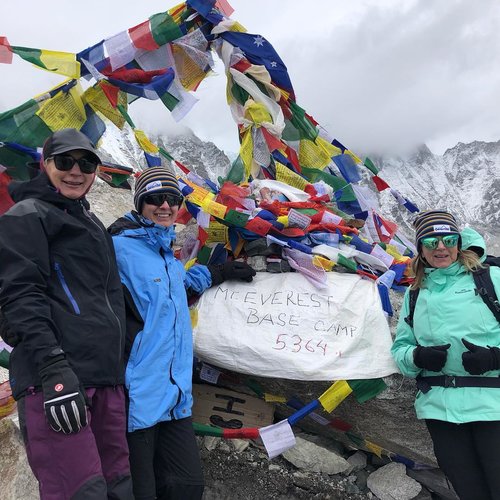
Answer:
[{"left": 405, "top": 256, "right": 500, "bottom": 328}]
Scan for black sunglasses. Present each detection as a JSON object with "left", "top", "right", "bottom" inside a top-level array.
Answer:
[
  {"left": 143, "top": 193, "right": 184, "bottom": 207},
  {"left": 50, "top": 154, "right": 99, "bottom": 174}
]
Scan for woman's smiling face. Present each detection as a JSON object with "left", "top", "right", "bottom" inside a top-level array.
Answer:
[{"left": 421, "top": 239, "right": 459, "bottom": 268}]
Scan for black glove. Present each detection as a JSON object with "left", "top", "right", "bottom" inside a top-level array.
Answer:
[
  {"left": 413, "top": 344, "right": 450, "bottom": 372},
  {"left": 0, "top": 308, "right": 20, "bottom": 347},
  {"left": 462, "top": 339, "right": 500, "bottom": 375},
  {"left": 39, "top": 354, "right": 88, "bottom": 434},
  {"left": 208, "top": 261, "right": 256, "bottom": 287}
]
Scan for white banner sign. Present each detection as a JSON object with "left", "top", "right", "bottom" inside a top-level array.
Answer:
[{"left": 193, "top": 273, "right": 398, "bottom": 380}]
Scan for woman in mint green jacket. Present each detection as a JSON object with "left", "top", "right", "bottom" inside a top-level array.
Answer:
[{"left": 391, "top": 210, "right": 500, "bottom": 500}]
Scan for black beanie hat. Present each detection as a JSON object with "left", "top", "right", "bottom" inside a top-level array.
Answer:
[
  {"left": 413, "top": 210, "right": 460, "bottom": 246},
  {"left": 133, "top": 167, "right": 182, "bottom": 212}
]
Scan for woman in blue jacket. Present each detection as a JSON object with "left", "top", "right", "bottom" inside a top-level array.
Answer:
[{"left": 109, "top": 167, "right": 255, "bottom": 500}]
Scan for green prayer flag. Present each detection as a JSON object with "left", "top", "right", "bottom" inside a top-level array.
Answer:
[
  {"left": 346, "top": 431, "right": 364, "bottom": 447},
  {"left": 193, "top": 422, "right": 223, "bottom": 437},
  {"left": 245, "top": 378, "right": 264, "bottom": 398},
  {"left": 281, "top": 118, "right": 301, "bottom": 142},
  {"left": 337, "top": 184, "right": 357, "bottom": 202},
  {"left": 0, "top": 349, "right": 10, "bottom": 370},
  {"left": 231, "top": 82, "right": 250, "bottom": 106},
  {"left": 116, "top": 104, "right": 135, "bottom": 128},
  {"left": 301, "top": 166, "right": 348, "bottom": 192},
  {"left": 159, "top": 147, "right": 174, "bottom": 162},
  {"left": 219, "top": 156, "right": 245, "bottom": 185},
  {"left": 224, "top": 209, "right": 250, "bottom": 227},
  {"left": 348, "top": 379, "right": 387, "bottom": 404},
  {"left": 289, "top": 101, "right": 318, "bottom": 141},
  {"left": 197, "top": 246, "right": 211, "bottom": 265},
  {"left": 337, "top": 254, "right": 357, "bottom": 273},
  {"left": 160, "top": 91, "right": 180, "bottom": 111},
  {"left": 0, "top": 147, "right": 35, "bottom": 181},
  {"left": 149, "top": 13, "right": 183, "bottom": 46},
  {"left": 364, "top": 157, "right": 379, "bottom": 175},
  {"left": 11, "top": 46, "right": 46, "bottom": 70}
]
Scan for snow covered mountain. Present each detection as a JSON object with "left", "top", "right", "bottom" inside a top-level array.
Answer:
[
  {"left": 93, "top": 125, "right": 500, "bottom": 252},
  {"left": 371, "top": 141, "right": 500, "bottom": 253}
]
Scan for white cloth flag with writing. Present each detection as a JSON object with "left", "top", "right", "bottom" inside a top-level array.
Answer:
[
  {"left": 193, "top": 273, "right": 398, "bottom": 380},
  {"left": 259, "top": 420, "right": 296, "bottom": 459}
]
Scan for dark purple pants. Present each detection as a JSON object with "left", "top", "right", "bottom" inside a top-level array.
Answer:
[{"left": 18, "top": 386, "right": 133, "bottom": 500}]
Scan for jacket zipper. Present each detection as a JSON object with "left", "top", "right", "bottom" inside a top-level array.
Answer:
[
  {"left": 54, "top": 262, "right": 81, "bottom": 315},
  {"left": 81, "top": 202, "right": 123, "bottom": 382},
  {"left": 164, "top": 250, "right": 182, "bottom": 419}
]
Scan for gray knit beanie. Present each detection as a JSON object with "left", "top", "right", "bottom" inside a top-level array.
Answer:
[{"left": 133, "top": 167, "right": 182, "bottom": 212}]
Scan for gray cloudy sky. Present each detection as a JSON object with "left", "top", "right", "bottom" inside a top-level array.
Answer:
[{"left": 1, "top": 0, "right": 499, "bottom": 156}]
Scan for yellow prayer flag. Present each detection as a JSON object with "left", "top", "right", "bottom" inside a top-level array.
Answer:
[
  {"left": 316, "top": 136, "right": 342, "bottom": 158},
  {"left": 189, "top": 307, "right": 198, "bottom": 329},
  {"left": 299, "top": 138, "right": 331, "bottom": 170},
  {"left": 244, "top": 100, "right": 272, "bottom": 126},
  {"left": 276, "top": 162, "right": 309, "bottom": 191},
  {"left": 365, "top": 440, "right": 384, "bottom": 458},
  {"left": 171, "top": 44, "right": 208, "bottom": 91},
  {"left": 39, "top": 50, "right": 81, "bottom": 79},
  {"left": 36, "top": 83, "right": 86, "bottom": 132},
  {"left": 318, "top": 380, "right": 353, "bottom": 413},
  {"left": 134, "top": 129, "right": 159, "bottom": 153},
  {"left": 313, "top": 255, "right": 335, "bottom": 271},
  {"left": 239, "top": 128, "right": 253, "bottom": 180},
  {"left": 277, "top": 215, "right": 289, "bottom": 227},
  {"left": 185, "top": 258, "right": 197, "bottom": 271},
  {"left": 229, "top": 21, "right": 247, "bottom": 33},
  {"left": 184, "top": 180, "right": 212, "bottom": 206},
  {"left": 384, "top": 244, "right": 403, "bottom": 260},
  {"left": 206, "top": 221, "right": 229, "bottom": 244},
  {"left": 201, "top": 198, "right": 228, "bottom": 219},
  {"left": 83, "top": 85, "right": 127, "bottom": 129},
  {"left": 264, "top": 393, "right": 287, "bottom": 403}
]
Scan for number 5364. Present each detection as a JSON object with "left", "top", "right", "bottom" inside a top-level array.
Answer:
[{"left": 273, "top": 334, "right": 327, "bottom": 356}]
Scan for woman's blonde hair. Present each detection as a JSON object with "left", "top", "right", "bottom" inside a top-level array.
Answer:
[{"left": 411, "top": 248, "right": 483, "bottom": 289}]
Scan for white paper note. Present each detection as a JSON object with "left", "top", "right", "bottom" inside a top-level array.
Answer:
[{"left": 259, "top": 420, "right": 296, "bottom": 459}]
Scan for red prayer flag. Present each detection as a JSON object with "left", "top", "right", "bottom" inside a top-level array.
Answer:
[
  {"left": 232, "top": 59, "right": 252, "bottom": 73},
  {"left": 245, "top": 217, "right": 273, "bottom": 236},
  {"left": 372, "top": 175, "right": 390, "bottom": 192},
  {"left": 129, "top": 20, "right": 159, "bottom": 51},
  {"left": 0, "top": 37, "right": 13, "bottom": 64},
  {"left": 175, "top": 160, "right": 191, "bottom": 174},
  {"left": 99, "top": 81, "right": 119, "bottom": 108},
  {"left": 102, "top": 67, "right": 167, "bottom": 83},
  {"left": 0, "top": 172, "right": 14, "bottom": 215},
  {"left": 198, "top": 226, "right": 208, "bottom": 246},
  {"left": 222, "top": 428, "right": 259, "bottom": 440},
  {"left": 285, "top": 145, "right": 300, "bottom": 172},
  {"left": 175, "top": 207, "right": 193, "bottom": 225},
  {"left": 261, "top": 127, "right": 283, "bottom": 153},
  {"left": 215, "top": 0, "right": 235, "bottom": 16}
]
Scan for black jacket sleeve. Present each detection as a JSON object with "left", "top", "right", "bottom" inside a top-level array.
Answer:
[{"left": 0, "top": 201, "right": 60, "bottom": 368}]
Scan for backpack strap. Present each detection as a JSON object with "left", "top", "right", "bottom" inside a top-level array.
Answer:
[
  {"left": 404, "top": 288, "right": 420, "bottom": 328},
  {"left": 473, "top": 266, "right": 500, "bottom": 324}
]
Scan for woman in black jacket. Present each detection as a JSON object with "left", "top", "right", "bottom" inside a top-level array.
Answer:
[{"left": 0, "top": 128, "right": 133, "bottom": 500}]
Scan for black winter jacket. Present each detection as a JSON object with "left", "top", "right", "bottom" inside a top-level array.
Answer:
[{"left": 0, "top": 173, "right": 126, "bottom": 399}]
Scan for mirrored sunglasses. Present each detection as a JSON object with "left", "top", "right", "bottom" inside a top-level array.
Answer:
[
  {"left": 421, "top": 234, "right": 459, "bottom": 250},
  {"left": 144, "top": 193, "right": 183, "bottom": 207},
  {"left": 51, "top": 154, "right": 99, "bottom": 174}
]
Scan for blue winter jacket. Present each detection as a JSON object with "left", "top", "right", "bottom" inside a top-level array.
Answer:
[{"left": 109, "top": 212, "right": 211, "bottom": 432}]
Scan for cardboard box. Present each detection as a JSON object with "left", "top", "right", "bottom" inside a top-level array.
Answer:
[{"left": 192, "top": 384, "right": 274, "bottom": 429}]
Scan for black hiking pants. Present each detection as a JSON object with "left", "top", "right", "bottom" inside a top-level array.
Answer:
[
  {"left": 127, "top": 416, "right": 204, "bottom": 500},
  {"left": 426, "top": 419, "right": 500, "bottom": 500}
]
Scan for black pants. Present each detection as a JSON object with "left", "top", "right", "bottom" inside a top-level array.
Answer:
[
  {"left": 426, "top": 419, "right": 500, "bottom": 500},
  {"left": 127, "top": 417, "right": 204, "bottom": 500}
]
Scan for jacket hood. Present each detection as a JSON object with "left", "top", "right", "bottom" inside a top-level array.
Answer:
[
  {"left": 460, "top": 227, "right": 486, "bottom": 262},
  {"left": 8, "top": 171, "right": 90, "bottom": 210}
]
